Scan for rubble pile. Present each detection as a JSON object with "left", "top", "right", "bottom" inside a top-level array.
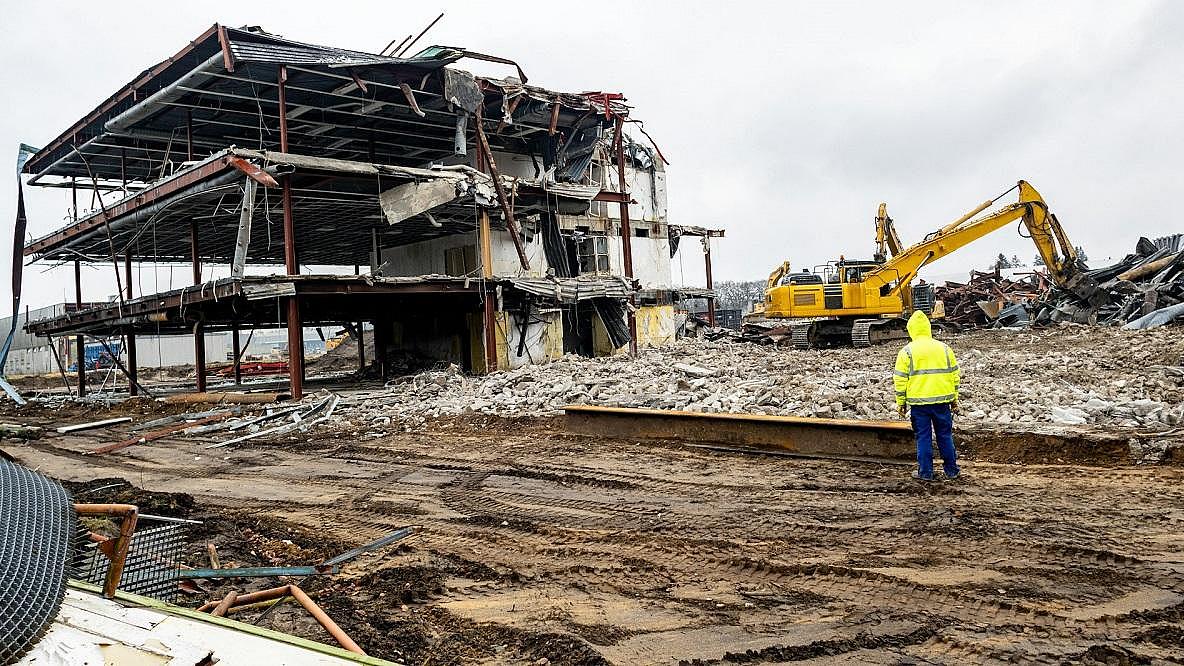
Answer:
[
  {"left": 1035, "top": 236, "right": 1184, "bottom": 328},
  {"left": 328, "top": 325, "right": 1184, "bottom": 434},
  {"left": 935, "top": 270, "right": 1048, "bottom": 328}
]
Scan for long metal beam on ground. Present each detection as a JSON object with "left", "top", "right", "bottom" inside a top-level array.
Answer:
[{"left": 563, "top": 405, "right": 916, "bottom": 460}]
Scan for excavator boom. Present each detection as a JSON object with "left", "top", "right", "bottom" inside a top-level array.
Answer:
[{"left": 864, "top": 180, "right": 1091, "bottom": 300}]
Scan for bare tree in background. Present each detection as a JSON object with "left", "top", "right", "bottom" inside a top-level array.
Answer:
[{"left": 714, "top": 280, "right": 766, "bottom": 312}]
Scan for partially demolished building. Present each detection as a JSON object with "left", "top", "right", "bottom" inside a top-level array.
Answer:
[{"left": 21, "top": 25, "right": 718, "bottom": 399}]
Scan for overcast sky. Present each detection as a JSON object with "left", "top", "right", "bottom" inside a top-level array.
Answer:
[{"left": 2, "top": 0, "right": 1181, "bottom": 314}]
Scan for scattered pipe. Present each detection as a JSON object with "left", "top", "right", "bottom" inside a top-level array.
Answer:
[
  {"left": 88, "top": 410, "right": 235, "bottom": 455},
  {"left": 198, "top": 585, "right": 292, "bottom": 613},
  {"left": 196, "top": 584, "right": 365, "bottom": 655},
  {"left": 211, "top": 590, "right": 238, "bottom": 617},
  {"left": 104, "top": 54, "right": 225, "bottom": 133},
  {"left": 288, "top": 586, "right": 366, "bottom": 655},
  {"left": 176, "top": 565, "right": 338, "bottom": 580}
]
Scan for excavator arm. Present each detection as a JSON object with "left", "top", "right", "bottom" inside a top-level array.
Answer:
[
  {"left": 864, "top": 180, "right": 1097, "bottom": 302},
  {"left": 766, "top": 260, "right": 792, "bottom": 290},
  {"left": 874, "top": 203, "right": 902, "bottom": 262}
]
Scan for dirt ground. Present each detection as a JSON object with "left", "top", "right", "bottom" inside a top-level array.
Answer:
[{"left": 6, "top": 407, "right": 1184, "bottom": 665}]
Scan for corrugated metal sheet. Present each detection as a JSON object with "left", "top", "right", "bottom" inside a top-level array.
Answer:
[
  {"left": 227, "top": 29, "right": 457, "bottom": 69},
  {"left": 508, "top": 276, "right": 633, "bottom": 303}
]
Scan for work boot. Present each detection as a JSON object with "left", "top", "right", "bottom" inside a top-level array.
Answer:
[{"left": 911, "top": 471, "right": 933, "bottom": 482}]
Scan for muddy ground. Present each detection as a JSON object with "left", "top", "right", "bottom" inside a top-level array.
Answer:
[{"left": 5, "top": 405, "right": 1184, "bottom": 665}]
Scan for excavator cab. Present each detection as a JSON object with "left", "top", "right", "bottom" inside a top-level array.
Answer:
[{"left": 837, "top": 261, "right": 880, "bottom": 284}]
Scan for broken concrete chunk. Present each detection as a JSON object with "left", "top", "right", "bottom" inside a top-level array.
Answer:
[
  {"left": 673, "top": 363, "right": 715, "bottom": 378},
  {"left": 1051, "top": 406, "right": 1088, "bottom": 425}
]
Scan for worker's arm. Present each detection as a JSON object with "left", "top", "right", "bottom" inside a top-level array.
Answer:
[
  {"left": 946, "top": 344, "right": 961, "bottom": 400},
  {"left": 893, "top": 348, "right": 911, "bottom": 406}
]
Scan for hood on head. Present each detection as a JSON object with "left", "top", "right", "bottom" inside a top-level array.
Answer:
[{"left": 907, "top": 310, "right": 932, "bottom": 339}]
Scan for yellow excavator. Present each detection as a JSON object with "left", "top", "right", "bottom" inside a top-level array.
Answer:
[{"left": 753, "top": 180, "right": 1100, "bottom": 349}]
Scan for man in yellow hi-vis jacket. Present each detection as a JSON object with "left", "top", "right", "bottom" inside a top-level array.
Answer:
[{"left": 893, "top": 311, "right": 961, "bottom": 481}]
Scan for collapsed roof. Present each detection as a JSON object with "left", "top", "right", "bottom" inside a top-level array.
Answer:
[
  {"left": 22, "top": 25, "right": 641, "bottom": 265},
  {"left": 24, "top": 24, "right": 629, "bottom": 185}
]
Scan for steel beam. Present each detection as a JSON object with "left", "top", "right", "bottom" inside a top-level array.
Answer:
[
  {"left": 24, "top": 153, "right": 239, "bottom": 257},
  {"left": 24, "top": 277, "right": 486, "bottom": 337},
  {"left": 21, "top": 24, "right": 220, "bottom": 176},
  {"left": 473, "top": 104, "right": 529, "bottom": 271},
  {"left": 563, "top": 406, "right": 916, "bottom": 460}
]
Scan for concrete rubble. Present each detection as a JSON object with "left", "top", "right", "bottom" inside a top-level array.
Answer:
[{"left": 317, "top": 324, "right": 1184, "bottom": 434}]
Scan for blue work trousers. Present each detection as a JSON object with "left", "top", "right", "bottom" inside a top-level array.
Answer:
[{"left": 910, "top": 402, "right": 960, "bottom": 479}]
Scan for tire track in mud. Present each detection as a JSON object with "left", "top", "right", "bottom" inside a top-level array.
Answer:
[
  {"left": 220, "top": 482, "right": 1184, "bottom": 637},
  {"left": 189, "top": 442, "right": 1184, "bottom": 623},
  {"left": 404, "top": 461, "right": 1184, "bottom": 622}
]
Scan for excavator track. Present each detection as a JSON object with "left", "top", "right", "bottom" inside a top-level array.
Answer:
[
  {"left": 791, "top": 322, "right": 815, "bottom": 350},
  {"left": 851, "top": 320, "right": 875, "bottom": 348},
  {"left": 852, "top": 318, "right": 910, "bottom": 347}
]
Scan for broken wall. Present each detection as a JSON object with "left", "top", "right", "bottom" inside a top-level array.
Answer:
[
  {"left": 635, "top": 305, "right": 677, "bottom": 347},
  {"left": 499, "top": 311, "right": 564, "bottom": 370}
]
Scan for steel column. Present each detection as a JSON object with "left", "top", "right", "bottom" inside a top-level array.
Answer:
[
  {"left": 373, "top": 317, "right": 389, "bottom": 378},
  {"left": 352, "top": 266, "right": 366, "bottom": 371},
  {"left": 123, "top": 253, "right": 138, "bottom": 396},
  {"left": 191, "top": 221, "right": 206, "bottom": 392},
  {"left": 356, "top": 323, "right": 366, "bottom": 371},
  {"left": 73, "top": 260, "right": 85, "bottom": 397},
  {"left": 475, "top": 146, "right": 498, "bottom": 373},
  {"left": 613, "top": 118, "right": 638, "bottom": 355},
  {"left": 231, "top": 325, "right": 242, "bottom": 385},
  {"left": 704, "top": 238, "right": 716, "bottom": 326},
  {"left": 278, "top": 64, "right": 303, "bottom": 399}
]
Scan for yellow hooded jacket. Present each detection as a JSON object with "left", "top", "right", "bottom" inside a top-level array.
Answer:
[{"left": 893, "top": 311, "right": 960, "bottom": 406}]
